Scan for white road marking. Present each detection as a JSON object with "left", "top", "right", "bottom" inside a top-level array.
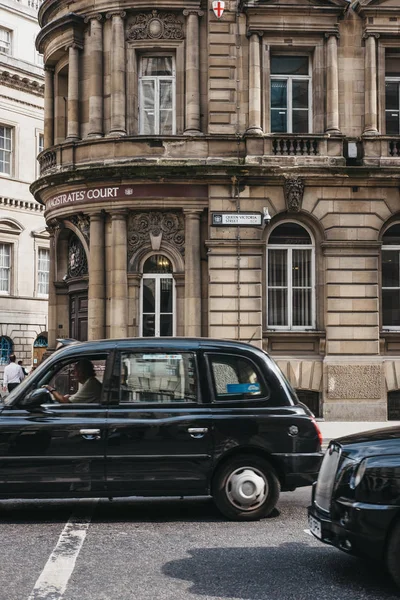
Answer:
[{"left": 27, "top": 500, "right": 97, "bottom": 600}]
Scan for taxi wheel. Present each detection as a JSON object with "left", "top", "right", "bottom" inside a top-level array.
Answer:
[
  {"left": 212, "top": 455, "right": 280, "bottom": 521},
  {"left": 386, "top": 520, "right": 400, "bottom": 589}
]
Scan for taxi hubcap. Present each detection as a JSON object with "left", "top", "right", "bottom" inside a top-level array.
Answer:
[{"left": 226, "top": 467, "right": 267, "bottom": 511}]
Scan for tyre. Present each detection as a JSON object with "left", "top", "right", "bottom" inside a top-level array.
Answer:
[
  {"left": 386, "top": 519, "right": 400, "bottom": 589},
  {"left": 212, "top": 454, "right": 280, "bottom": 521}
]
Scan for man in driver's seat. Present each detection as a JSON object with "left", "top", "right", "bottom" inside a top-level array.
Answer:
[{"left": 45, "top": 359, "right": 102, "bottom": 403}]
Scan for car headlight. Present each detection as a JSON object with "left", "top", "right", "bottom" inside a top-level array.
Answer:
[{"left": 350, "top": 459, "right": 367, "bottom": 489}]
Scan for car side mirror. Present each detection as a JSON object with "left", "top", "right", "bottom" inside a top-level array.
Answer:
[{"left": 19, "top": 388, "right": 52, "bottom": 410}]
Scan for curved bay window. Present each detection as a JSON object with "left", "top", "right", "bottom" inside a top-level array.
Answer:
[
  {"left": 267, "top": 223, "right": 315, "bottom": 330},
  {"left": 141, "top": 255, "right": 175, "bottom": 337},
  {"left": 382, "top": 224, "right": 400, "bottom": 329}
]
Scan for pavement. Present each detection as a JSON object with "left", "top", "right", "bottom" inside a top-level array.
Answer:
[{"left": 317, "top": 420, "right": 400, "bottom": 447}]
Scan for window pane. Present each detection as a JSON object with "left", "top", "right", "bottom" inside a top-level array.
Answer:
[
  {"left": 142, "top": 278, "right": 155, "bottom": 313},
  {"left": 140, "top": 81, "right": 155, "bottom": 134},
  {"left": 293, "top": 289, "right": 312, "bottom": 326},
  {"left": 268, "top": 249, "right": 287, "bottom": 287},
  {"left": 120, "top": 352, "right": 197, "bottom": 403},
  {"left": 160, "top": 111, "right": 173, "bottom": 135},
  {"left": 383, "top": 225, "right": 400, "bottom": 244},
  {"left": 142, "top": 57, "right": 173, "bottom": 76},
  {"left": 160, "top": 278, "right": 172, "bottom": 313},
  {"left": 271, "top": 80, "right": 287, "bottom": 108},
  {"left": 210, "top": 355, "right": 266, "bottom": 400},
  {"left": 142, "top": 314, "right": 155, "bottom": 337},
  {"left": 386, "top": 110, "right": 399, "bottom": 135},
  {"left": 383, "top": 289, "right": 400, "bottom": 327},
  {"left": 268, "top": 288, "right": 288, "bottom": 326},
  {"left": 292, "top": 249, "right": 311, "bottom": 287},
  {"left": 385, "top": 82, "right": 399, "bottom": 110},
  {"left": 271, "top": 56, "right": 308, "bottom": 75},
  {"left": 271, "top": 109, "right": 287, "bottom": 133},
  {"left": 292, "top": 110, "right": 309, "bottom": 134},
  {"left": 292, "top": 80, "right": 309, "bottom": 109},
  {"left": 382, "top": 251, "right": 400, "bottom": 287},
  {"left": 160, "top": 314, "right": 173, "bottom": 336}
]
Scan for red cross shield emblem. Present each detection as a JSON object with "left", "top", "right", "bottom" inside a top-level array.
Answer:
[{"left": 212, "top": 0, "right": 225, "bottom": 18}]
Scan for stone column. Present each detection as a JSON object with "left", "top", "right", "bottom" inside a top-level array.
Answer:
[
  {"left": 107, "top": 11, "right": 126, "bottom": 136},
  {"left": 184, "top": 10, "right": 203, "bottom": 135},
  {"left": 184, "top": 210, "right": 202, "bottom": 336},
  {"left": 110, "top": 211, "right": 128, "bottom": 337},
  {"left": 246, "top": 32, "right": 263, "bottom": 135},
  {"left": 66, "top": 44, "right": 81, "bottom": 141},
  {"left": 44, "top": 66, "right": 54, "bottom": 148},
  {"left": 86, "top": 15, "right": 103, "bottom": 138},
  {"left": 364, "top": 33, "right": 379, "bottom": 135},
  {"left": 88, "top": 213, "right": 105, "bottom": 340},
  {"left": 47, "top": 225, "right": 57, "bottom": 350},
  {"left": 325, "top": 33, "right": 341, "bottom": 134}
]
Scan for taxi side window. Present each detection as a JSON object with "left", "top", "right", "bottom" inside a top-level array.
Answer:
[
  {"left": 119, "top": 352, "right": 198, "bottom": 404},
  {"left": 208, "top": 354, "right": 268, "bottom": 401}
]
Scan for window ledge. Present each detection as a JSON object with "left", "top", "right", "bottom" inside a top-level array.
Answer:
[{"left": 263, "top": 330, "right": 326, "bottom": 355}]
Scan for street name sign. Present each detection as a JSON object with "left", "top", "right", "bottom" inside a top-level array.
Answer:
[{"left": 211, "top": 212, "right": 262, "bottom": 227}]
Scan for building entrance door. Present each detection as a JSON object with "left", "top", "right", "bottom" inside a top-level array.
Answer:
[{"left": 70, "top": 293, "right": 88, "bottom": 341}]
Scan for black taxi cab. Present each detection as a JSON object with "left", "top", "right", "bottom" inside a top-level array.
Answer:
[
  {"left": 308, "top": 427, "right": 400, "bottom": 589},
  {"left": 1, "top": 338, "right": 323, "bottom": 520}
]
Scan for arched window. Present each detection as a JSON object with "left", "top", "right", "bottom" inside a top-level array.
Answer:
[
  {"left": 0, "top": 336, "right": 12, "bottom": 365},
  {"left": 33, "top": 335, "right": 48, "bottom": 348},
  {"left": 267, "top": 222, "right": 315, "bottom": 330},
  {"left": 382, "top": 224, "right": 400, "bottom": 328},
  {"left": 141, "top": 255, "right": 175, "bottom": 337}
]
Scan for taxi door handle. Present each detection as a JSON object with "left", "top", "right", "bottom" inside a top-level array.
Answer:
[
  {"left": 188, "top": 427, "right": 208, "bottom": 438},
  {"left": 80, "top": 429, "right": 101, "bottom": 440}
]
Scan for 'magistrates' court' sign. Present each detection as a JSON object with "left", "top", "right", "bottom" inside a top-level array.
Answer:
[{"left": 46, "top": 184, "right": 208, "bottom": 211}]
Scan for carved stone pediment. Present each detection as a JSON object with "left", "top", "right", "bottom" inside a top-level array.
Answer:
[
  {"left": 127, "top": 11, "right": 184, "bottom": 41},
  {"left": 284, "top": 177, "right": 304, "bottom": 213},
  {"left": 128, "top": 211, "right": 185, "bottom": 261}
]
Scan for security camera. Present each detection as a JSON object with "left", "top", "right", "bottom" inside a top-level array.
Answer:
[
  {"left": 62, "top": 274, "right": 68, "bottom": 282},
  {"left": 263, "top": 207, "right": 271, "bottom": 226}
]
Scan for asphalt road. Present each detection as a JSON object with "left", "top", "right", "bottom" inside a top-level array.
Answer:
[{"left": 0, "top": 488, "right": 398, "bottom": 600}]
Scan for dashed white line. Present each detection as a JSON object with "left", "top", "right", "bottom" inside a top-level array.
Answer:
[{"left": 27, "top": 500, "right": 97, "bottom": 600}]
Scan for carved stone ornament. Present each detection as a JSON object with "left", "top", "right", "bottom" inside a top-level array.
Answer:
[
  {"left": 127, "top": 211, "right": 185, "bottom": 261},
  {"left": 70, "top": 214, "right": 90, "bottom": 243},
  {"left": 68, "top": 234, "right": 88, "bottom": 278},
  {"left": 284, "top": 177, "right": 305, "bottom": 213},
  {"left": 126, "top": 10, "right": 184, "bottom": 41}
]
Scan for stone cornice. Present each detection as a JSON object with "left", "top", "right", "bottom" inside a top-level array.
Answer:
[
  {"left": 0, "top": 72, "right": 44, "bottom": 98},
  {"left": 0, "top": 196, "right": 45, "bottom": 213},
  {"left": 36, "top": 13, "right": 85, "bottom": 54},
  {"left": 0, "top": 93, "right": 43, "bottom": 110}
]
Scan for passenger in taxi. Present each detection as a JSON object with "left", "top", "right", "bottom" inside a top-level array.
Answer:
[{"left": 45, "top": 359, "right": 102, "bottom": 404}]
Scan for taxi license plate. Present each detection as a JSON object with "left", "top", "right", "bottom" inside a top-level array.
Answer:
[{"left": 309, "top": 514, "right": 322, "bottom": 539}]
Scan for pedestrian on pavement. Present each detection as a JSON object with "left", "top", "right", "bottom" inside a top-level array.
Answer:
[
  {"left": 3, "top": 354, "right": 25, "bottom": 393},
  {"left": 18, "top": 360, "right": 28, "bottom": 377}
]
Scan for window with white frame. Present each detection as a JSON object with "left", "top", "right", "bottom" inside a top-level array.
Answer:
[
  {"left": 270, "top": 56, "right": 311, "bottom": 134},
  {"left": 38, "top": 133, "right": 44, "bottom": 155},
  {"left": 141, "top": 255, "right": 175, "bottom": 337},
  {"left": 139, "top": 56, "right": 176, "bottom": 135},
  {"left": 0, "top": 243, "right": 11, "bottom": 294},
  {"left": 0, "top": 126, "right": 12, "bottom": 175},
  {"left": 385, "top": 53, "right": 400, "bottom": 135},
  {"left": 382, "top": 224, "right": 400, "bottom": 328},
  {"left": 0, "top": 28, "right": 11, "bottom": 55},
  {"left": 37, "top": 247, "right": 50, "bottom": 295},
  {"left": 267, "top": 223, "right": 315, "bottom": 330}
]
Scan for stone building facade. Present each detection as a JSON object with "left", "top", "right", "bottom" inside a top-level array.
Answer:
[
  {"left": 32, "top": 0, "right": 400, "bottom": 420},
  {"left": 0, "top": 0, "right": 48, "bottom": 381}
]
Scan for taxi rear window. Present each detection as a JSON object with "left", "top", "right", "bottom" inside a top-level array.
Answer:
[{"left": 207, "top": 353, "right": 268, "bottom": 401}]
